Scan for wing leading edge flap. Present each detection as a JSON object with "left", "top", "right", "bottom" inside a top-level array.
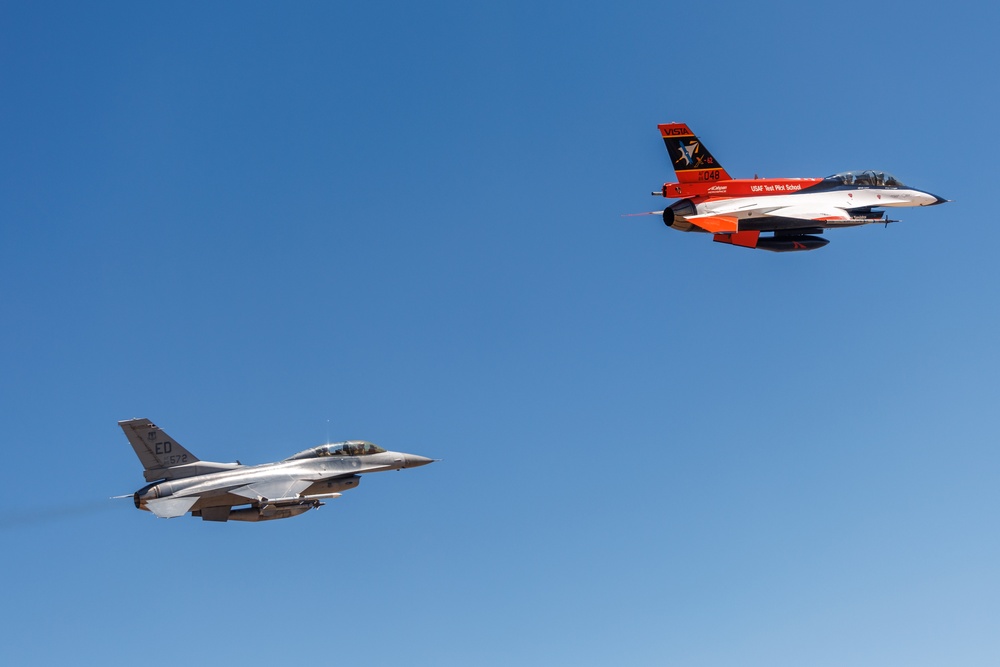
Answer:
[{"left": 230, "top": 477, "right": 313, "bottom": 501}]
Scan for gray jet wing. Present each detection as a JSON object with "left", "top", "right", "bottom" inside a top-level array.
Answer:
[{"left": 230, "top": 477, "right": 313, "bottom": 502}]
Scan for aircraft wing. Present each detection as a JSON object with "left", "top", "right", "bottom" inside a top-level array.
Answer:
[
  {"left": 755, "top": 206, "right": 852, "bottom": 222},
  {"left": 686, "top": 206, "right": 855, "bottom": 234},
  {"left": 230, "top": 477, "right": 313, "bottom": 501}
]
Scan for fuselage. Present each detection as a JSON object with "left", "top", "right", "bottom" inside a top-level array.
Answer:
[
  {"left": 135, "top": 449, "right": 426, "bottom": 514},
  {"left": 651, "top": 123, "right": 947, "bottom": 251},
  {"left": 663, "top": 171, "right": 945, "bottom": 233},
  {"left": 120, "top": 419, "right": 434, "bottom": 522}
]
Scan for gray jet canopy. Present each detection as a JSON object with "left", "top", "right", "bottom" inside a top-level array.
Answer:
[
  {"left": 119, "top": 419, "right": 434, "bottom": 523},
  {"left": 285, "top": 441, "right": 387, "bottom": 460}
]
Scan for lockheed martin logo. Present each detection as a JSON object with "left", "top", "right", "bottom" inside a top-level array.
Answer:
[{"left": 675, "top": 141, "right": 699, "bottom": 166}]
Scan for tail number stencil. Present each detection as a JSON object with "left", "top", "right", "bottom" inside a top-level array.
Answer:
[{"left": 155, "top": 441, "right": 189, "bottom": 465}]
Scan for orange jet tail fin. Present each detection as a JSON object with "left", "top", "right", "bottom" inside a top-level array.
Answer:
[{"left": 658, "top": 123, "right": 732, "bottom": 184}]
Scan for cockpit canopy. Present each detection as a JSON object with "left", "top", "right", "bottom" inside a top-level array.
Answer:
[
  {"left": 285, "top": 440, "right": 387, "bottom": 460},
  {"left": 824, "top": 170, "right": 904, "bottom": 187}
]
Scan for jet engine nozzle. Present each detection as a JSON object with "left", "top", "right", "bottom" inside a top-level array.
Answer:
[
  {"left": 134, "top": 482, "right": 160, "bottom": 510},
  {"left": 663, "top": 199, "right": 698, "bottom": 232}
]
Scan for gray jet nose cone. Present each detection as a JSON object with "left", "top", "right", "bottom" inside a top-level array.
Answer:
[{"left": 402, "top": 454, "right": 435, "bottom": 468}]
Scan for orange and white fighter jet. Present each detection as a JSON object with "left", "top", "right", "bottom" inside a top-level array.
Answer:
[{"left": 647, "top": 123, "right": 947, "bottom": 252}]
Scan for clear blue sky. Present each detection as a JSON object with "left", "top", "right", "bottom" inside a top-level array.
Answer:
[{"left": 2, "top": 2, "right": 998, "bottom": 665}]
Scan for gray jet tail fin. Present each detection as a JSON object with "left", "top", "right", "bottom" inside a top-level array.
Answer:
[
  {"left": 119, "top": 418, "right": 201, "bottom": 480},
  {"left": 120, "top": 418, "right": 243, "bottom": 482}
]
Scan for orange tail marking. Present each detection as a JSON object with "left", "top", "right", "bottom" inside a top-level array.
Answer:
[{"left": 658, "top": 123, "right": 732, "bottom": 184}]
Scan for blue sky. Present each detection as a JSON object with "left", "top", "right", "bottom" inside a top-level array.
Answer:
[{"left": 1, "top": 2, "right": 998, "bottom": 665}]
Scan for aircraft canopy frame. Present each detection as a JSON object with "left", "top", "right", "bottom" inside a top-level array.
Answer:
[
  {"left": 824, "top": 170, "right": 904, "bottom": 187},
  {"left": 285, "top": 441, "right": 387, "bottom": 460}
]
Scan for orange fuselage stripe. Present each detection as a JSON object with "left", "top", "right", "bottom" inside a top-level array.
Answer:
[{"left": 663, "top": 177, "right": 823, "bottom": 200}]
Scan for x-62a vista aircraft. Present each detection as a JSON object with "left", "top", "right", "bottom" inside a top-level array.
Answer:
[
  {"left": 644, "top": 123, "right": 947, "bottom": 252},
  {"left": 120, "top": 418, "right": 434, "bottom": 522}
]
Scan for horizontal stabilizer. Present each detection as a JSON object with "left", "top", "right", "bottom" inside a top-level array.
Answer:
[
  {"left": 146, "top": 496, "right": 199, "bottom": 518},
  {"left": 686, "top": 214, "right": 739, "bottom": 233}
]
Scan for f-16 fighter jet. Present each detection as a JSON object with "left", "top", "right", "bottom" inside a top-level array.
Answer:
[
  {"left": 644, "top": 123, "right": 947, "bottom": 252},
  {"left": 120, "top": 418, "right": 434, "bottom": 522}
]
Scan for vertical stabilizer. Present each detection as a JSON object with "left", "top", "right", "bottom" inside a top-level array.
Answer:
[
  {"left": 119, "top": 418, "right": 199, "bottom": 475},
  {"left": 658, "top": 123, "right": 731, "bottom": 183}
]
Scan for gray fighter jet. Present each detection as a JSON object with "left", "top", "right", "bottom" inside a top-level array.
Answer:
[{"left": 120, "top": 418, "right": 434, "bottom": 522}]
